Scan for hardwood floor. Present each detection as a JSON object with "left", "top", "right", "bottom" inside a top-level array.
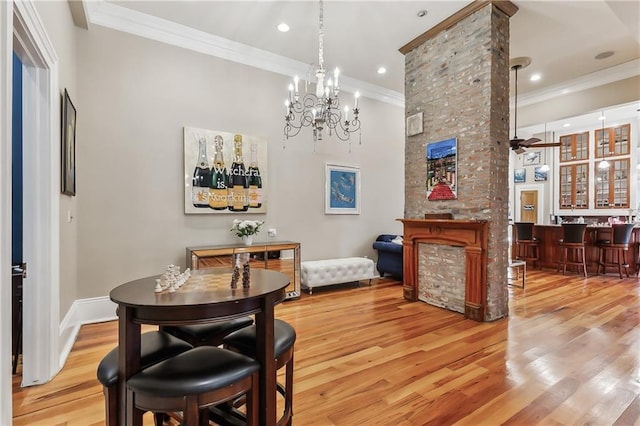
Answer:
[{"left": 12, "top": 269, "right": 640, "bottom": 425}]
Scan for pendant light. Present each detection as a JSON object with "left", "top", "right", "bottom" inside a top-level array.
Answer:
[
  {"left": 597, "top": 110, "right": 610, "bottom": 169},
  {"left": 539, "top": 123, "right": 550, "bottom": 172}
]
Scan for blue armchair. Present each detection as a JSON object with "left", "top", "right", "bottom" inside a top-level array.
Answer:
[{"left": 372, "top": 234, "right": 403, "bottom": 280}]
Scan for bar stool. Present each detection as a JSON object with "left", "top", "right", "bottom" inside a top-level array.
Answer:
[
  {"left": 514, "top": 222, "right": 540, "bottom": 268},
  {"left": 127, "top": 346, "right": 260, "bottom": 425},
  {"left": 162, "top": 316, "right": 254, "bottom": 347},
  {"left": 597, "top": 223, "right": 635, "bottom": 278},
  {"left": 221, "top": 319, "right": 296, "bottom": 426},
  {"left": 557, "top": 223, "right": 588, "bottom": 277},
  {"left": 96, "top": 331, "right": 192, "bottom": 426}
]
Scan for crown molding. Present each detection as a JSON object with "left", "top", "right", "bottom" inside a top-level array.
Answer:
[
  {"left": 515, "top": 59, "right": 640, "bottom": 108},
  {"left": 85, "top": 1, "right": 405, "bottom": 107},
  {"left": 83, "top": 1, "right": 637, "bottom": 111}
]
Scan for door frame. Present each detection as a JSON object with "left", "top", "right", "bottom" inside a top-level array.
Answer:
[
  {"left": 515, "top": 184, "right": 545, "bottom": 224},
  {"left": 1, "top": 1, "right": 60, "bottom": 420}
]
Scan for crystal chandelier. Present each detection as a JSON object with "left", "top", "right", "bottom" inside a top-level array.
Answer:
[{"left": 284, "top": 0, "right": 361, "bottom": 143}]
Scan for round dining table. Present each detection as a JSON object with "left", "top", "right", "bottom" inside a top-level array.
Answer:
[{"left": 109, "top": 267, "right": 290, "bottom": 426}]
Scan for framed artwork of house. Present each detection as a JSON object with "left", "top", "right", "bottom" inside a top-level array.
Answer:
[{"left": 426, "top": 138, "right": 457, "bottom": 201}]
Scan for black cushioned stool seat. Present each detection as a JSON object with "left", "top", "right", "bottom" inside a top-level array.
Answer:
[
  {"left": 597, "top": 223, "right": 635, "bottom": 278},
  {"left": 162, "top": 316, "right": 254, "bottom": 347},
  {"left": 222, "top": 319, "right": 296, "bottom": 426},
  {"left": 557, "top": 223, "right": 588, "bottom": 277},
  {"left": 96, "top": 331, "right": 192, "bottom": 426},
  {"left": 127, "top": 346, "right": 260, "bottom": 425},
  {"left": 514, "top": 222, "right": 540, "bottom": 269}
]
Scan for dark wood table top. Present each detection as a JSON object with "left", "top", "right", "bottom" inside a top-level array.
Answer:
[{"left": 110, "top": 267, "right": 290, "bottom": 325}]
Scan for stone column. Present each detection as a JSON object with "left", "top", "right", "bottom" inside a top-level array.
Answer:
[{"left": 400, "top": 1, "right": 517, "bottom": 321}]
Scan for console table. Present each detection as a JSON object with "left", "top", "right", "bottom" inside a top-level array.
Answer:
[{"left": 186, "top": 241, "right": 301, "bottom": 300}]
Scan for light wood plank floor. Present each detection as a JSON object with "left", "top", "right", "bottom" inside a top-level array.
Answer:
[{"left": 12, "top": 269, "right": 640, "bottom": 425}]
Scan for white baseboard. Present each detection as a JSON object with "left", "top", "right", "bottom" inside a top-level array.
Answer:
[{"left": 58, "top": 296, "right": 118, "bottom": 369}]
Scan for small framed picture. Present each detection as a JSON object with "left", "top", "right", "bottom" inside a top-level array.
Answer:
[
  {"left": 523, "top": 151, "right": 541, "bottom": 166},
  {"left": 534, "top": 166, "right": 548, "bottom": 181},
  {"left": 61, "top": 88, "right": 77, "bottom": 196},
  {"left": 514, "top": 168, "right": 526, "bottom": 183},
  {"left": 325, "top": 163, "right": 360, "bottom": 214},
  {"left": 406, "top": 112, "right": 423, "bottom": 137}
]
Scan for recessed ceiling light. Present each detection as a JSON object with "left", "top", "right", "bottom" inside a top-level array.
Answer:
[
  {"left": 563, "top": 123, "right": 571, "bottom": 128},
  {"left": 377, "top": 66, "right": 387, "bottom": 74},
  {"left": 417, "top": 10, "right": 427, "bottom": 18},
  {"left": 277, "top": 23, "right": 290, "bottom": 32},
  {"left": 530, "top": 73, "right": 541, "bottom": 82},
  {"left": 595, "top": 51, "right": 614, "bottom": 60}
]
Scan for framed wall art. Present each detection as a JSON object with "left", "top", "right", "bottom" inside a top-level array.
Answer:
[
  {"left": 534, "top": 166, "right": 548, "bottom": 181},
  {"left": 325, "top": 163, "right": 360, "bottom": 214},
  {"left": 61, "top": 88, "right": 76, "bottom": 196},
  {"left": 426, "top": 138, "right": 457, "bottom": 201},
  {"left": 523, "top": 151, "right": 541, "bottom": 166},
  {"left": 184, "top": 126, "right": 267, "bottom": 214},
  {"left": 406, "top": 112, "right": 423, "bottom": 137},
  {"left": 514, "top": 168, "right": 526, "bottom": 183}
]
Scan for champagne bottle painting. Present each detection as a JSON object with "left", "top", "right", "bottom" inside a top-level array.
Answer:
[{"left": 184, "top": 127, "right": 266, "bottom": 214}]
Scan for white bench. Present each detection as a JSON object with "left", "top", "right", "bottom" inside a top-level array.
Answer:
[{"left": 301, "top": 257, "right": 375, "bottom": 294}]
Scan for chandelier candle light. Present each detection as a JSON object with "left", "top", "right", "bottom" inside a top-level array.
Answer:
[{"left": 284, "top": 0, "right": 361, "bottom": 143}]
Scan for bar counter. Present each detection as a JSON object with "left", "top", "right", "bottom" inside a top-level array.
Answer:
[{"left": 512, "top": 224, "right": 640, "bottom": 275}]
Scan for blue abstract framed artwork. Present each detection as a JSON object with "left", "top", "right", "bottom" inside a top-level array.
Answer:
[{"left": 325, "top": 163, "right": 360, "bottom": 214}]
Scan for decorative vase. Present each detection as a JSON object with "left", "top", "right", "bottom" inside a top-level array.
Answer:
[{"left": 241, "top": 235, "right": 253, "bottom": 246}]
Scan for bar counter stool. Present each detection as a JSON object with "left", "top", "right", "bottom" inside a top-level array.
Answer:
[
  {"left": 127, "top": 346, "right": 260, "bottom": 425},
  {"left": 221, "top": 319, "right": 296, "bottom": 426},
  {"left": 96, "top": 331, "right": 192, "bottom": 426},
  {"left": 558, "top": 223, "right": 588, "bottom": 277},
  {"left": 597, "top": 223, "right": 635, "bottom": 278},
  {"left": 514, "top": 222, "right": 540, "bottom": 268},
  {"left": 162, "top": 316, "right": 254, "bottom": 347}
]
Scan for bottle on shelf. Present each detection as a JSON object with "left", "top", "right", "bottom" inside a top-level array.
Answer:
[
  {"left": 208, "top": 135, "right": 229, "bottom": 210},
  {"left": 228, "top": 134, "right": 249, "bottom": 211},
  {"left": 192, "top": 135, "right": 210, "bottom": 208},
  {"left": 247, "top": 143, "right": 262, "bottom": 208}
]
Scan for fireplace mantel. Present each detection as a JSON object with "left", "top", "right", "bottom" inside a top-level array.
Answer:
[{"left": 399, "top": 219, "right": 488, "bottom": 321}]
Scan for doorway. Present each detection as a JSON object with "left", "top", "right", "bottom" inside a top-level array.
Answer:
[
  {"left": 515, "top": 184, "right": 545, "bottom": 224},
  {"left": 11, "top": 51, "right": 24, "bottom": 375},
  {"left": 2, "top": 3, "right": 61, "bottom": 422},
  {"left": 520, "top": 190, "right": 538, "bottom": 223}
]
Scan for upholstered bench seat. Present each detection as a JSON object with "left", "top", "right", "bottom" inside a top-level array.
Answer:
[{"left": 301, "top": 257, "right": 375, "bottom": 294}]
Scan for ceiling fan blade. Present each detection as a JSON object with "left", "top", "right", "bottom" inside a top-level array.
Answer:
[
  {"left": 531, "top": 142, "right": 561, "bottom": 148},
  {"left": 514, "top": 147, "right": 525, "bottom": 154},
  {"left": 521, "top": 137, "right": 541, "bottom": 147}
]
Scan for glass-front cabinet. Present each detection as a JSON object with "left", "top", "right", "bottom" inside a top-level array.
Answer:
[
  {"left": 595, "top": 158, "right": 629, "bottom": 209},
  {"left": 559, "top": 131, "right": 589, "bottom": 162},
  {"left": 594, "top": 124, "right": 630, "bottom": 158},
  {"left": 559, "top": 163, "right": 588, "bottom": 209},
  {"left": 557, "top": 122, "right": 631, "bottom": 213}
]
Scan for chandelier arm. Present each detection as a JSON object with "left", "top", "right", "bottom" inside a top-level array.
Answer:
[{"left": 282, "top": 0, "right": 361, "bottom": 144}]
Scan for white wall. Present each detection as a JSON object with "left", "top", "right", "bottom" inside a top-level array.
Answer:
[
  {"left": 33, "top": 0, "right": 78, "bottom": 319},
  {"left": 75, "top": 26, "right": 405, "bottom": 299}
]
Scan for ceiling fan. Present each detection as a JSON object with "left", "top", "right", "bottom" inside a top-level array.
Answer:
[{"left": 509, "top": 57, "right": 560, "bottom": 154}]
